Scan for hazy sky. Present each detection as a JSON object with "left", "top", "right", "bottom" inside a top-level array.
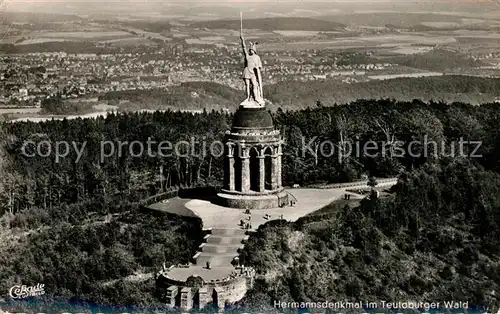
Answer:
[
  {"left": 3, "top": 0, "right": 497, "bottom": 16},
  {"left": 5, "top": 0, "right": 497, "bottom": 8},
  {"left": 1, "top": 0, "right": 424, "bottom": 11},
  {"left": 3, "top": 0, "right": 449, "bottom": 3}
]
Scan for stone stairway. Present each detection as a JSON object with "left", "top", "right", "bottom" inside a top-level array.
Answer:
[
  {"left": 211, "top": 228, "right": 246, "bottom": 236},
  {"left": 202, "top": 244, "right": 243, "bottom": 253},
  {"left": 196, "top": 253, "right": 240, "bottom": 267},
  {"left": 192, "top": 228, "right": 247, "bottom": 267},
  {"left": 206, "top": 235, "right": 245, "bottom": 245}
]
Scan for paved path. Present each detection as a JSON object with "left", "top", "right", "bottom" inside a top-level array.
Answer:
[
  {"left": 153, "top": 179, "right": 398, "bottom": 283},
  {"left": 185, "top": 179, "right": 397, "bottom": 230}
]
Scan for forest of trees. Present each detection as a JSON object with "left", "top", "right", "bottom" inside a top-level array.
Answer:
[
  {"left": 0, "top": 205, "right": 203, "bottom": 309},
  {"left": 41, "top": 96, "right": 96, "bottom": 115},
  {"left": 0, "top": 98, "right": 500, "bottom": 310},
  {"left": 238, "top": 158, "right": 500, "bottom": 312},
  {"left": 0, "top": 98, "right": 497, "bottom": 217},
  {"left": 266, "top": 75, "right": 500, "bottom": 108},
  {"left": 100, "top": 82, "right": 242, "bottom": 112},
  {"left": 1, "top": 98, "right": 500, "bottom": 217},
  {"left": 388, "top": 49, "right": 485, "bottom": 72}
]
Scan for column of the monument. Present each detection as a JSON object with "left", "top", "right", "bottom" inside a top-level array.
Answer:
[
  {"left": 277, "top": 143, "right": 283, "bottom": 188},
  {"left": 228, "top": 155, "right": 235, "bottom": 191},
  {"left": 241, "top": 148, "right": 251, "bottom": 192},
  {"left": 270, "top": 148, "right": 278, "bottom": 190},
  {"left": 258, "top": 154, "right": 265, "bottom": 192},
  {"left": 277, "top": 154, "right": 282, "bottom": 188}
]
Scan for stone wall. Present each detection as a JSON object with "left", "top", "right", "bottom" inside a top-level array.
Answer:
[
  {"left": 218, "top": 195, "right": 277, "bottom": 210},
  {"left": 206, "top": 275, "right": 248, "bottom": 306},
  {"left": 157, "top": 268, "right": 255, "bottom": 311},
  {"left": 217, "top": 190, "right": 289, "bottom": 210}
]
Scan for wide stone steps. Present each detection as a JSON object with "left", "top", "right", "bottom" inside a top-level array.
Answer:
[
  {"left": 210, "top": 228, "right": 247, "bottom": 236},
  {"left": 196, "top": 253, "right": 238, "bottom": 267},
  {"left": 206, "top": 235, "right": 245, "bottom": 245},
  {"left": 202, "top": 244, "right": 243, "bottom": 253}
]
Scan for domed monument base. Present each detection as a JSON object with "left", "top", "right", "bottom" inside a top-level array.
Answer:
[{"left": 217, "top": 104, "right": 288, "bottom": 210}]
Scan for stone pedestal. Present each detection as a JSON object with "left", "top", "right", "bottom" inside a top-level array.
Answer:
[{"left": 240, "top": 98, "right": 264, "bottom": 108}]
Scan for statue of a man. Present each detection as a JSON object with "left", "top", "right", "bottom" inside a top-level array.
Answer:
[{"left": 240, "top": 35, "right": 264, "bottom": 105}]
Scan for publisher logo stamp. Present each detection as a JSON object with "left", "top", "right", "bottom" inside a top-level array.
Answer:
[{"left": 9, "top": 284, "right": 45, "bottom": 299}]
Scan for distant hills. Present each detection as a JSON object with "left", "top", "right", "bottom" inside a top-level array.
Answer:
[
  {"left": 317, "top": 12, "right": 495, "bottom": 28},
  {"left": 189, "top": 17, "right": 345, "bottom": 31},
  {"left": 264, "top": 76, "right": 500, "bottom": 108},
  {"left": 5, "top": 0, "right": 499, "bottom": 21},
  {"left": 95, "top": 76, "right": 500, "bottom": 113},
  {"left": 0, "top": 11, "right": 83, "bottom": 25}
]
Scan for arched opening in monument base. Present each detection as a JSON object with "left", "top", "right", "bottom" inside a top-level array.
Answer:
[
  {"left": 264, "top": 147, "right": 273, "bottom": 190},
  {"left": 193, "top": 290, "right": 200, "bottom": 309},
  {"left": 234, "top": 144, "right": 242, "bottom": 192},
  {"left": 249, "top": 147, "right": 259, "bottom": 192},
  {"left": 175, "top": 290, "right": 182, "bottom": 308}
]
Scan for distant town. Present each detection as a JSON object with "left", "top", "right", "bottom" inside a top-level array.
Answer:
[
  {"left": 3, "top": 48, "right": 500, "bottom": 108},
  {"left": 2, "top": 10, "right": 500, "bottom": 115}
]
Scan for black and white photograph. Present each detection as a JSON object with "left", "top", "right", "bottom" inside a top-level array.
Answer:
[{"left": 0, "top": 0, "right": 500, "bottom": 313}]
